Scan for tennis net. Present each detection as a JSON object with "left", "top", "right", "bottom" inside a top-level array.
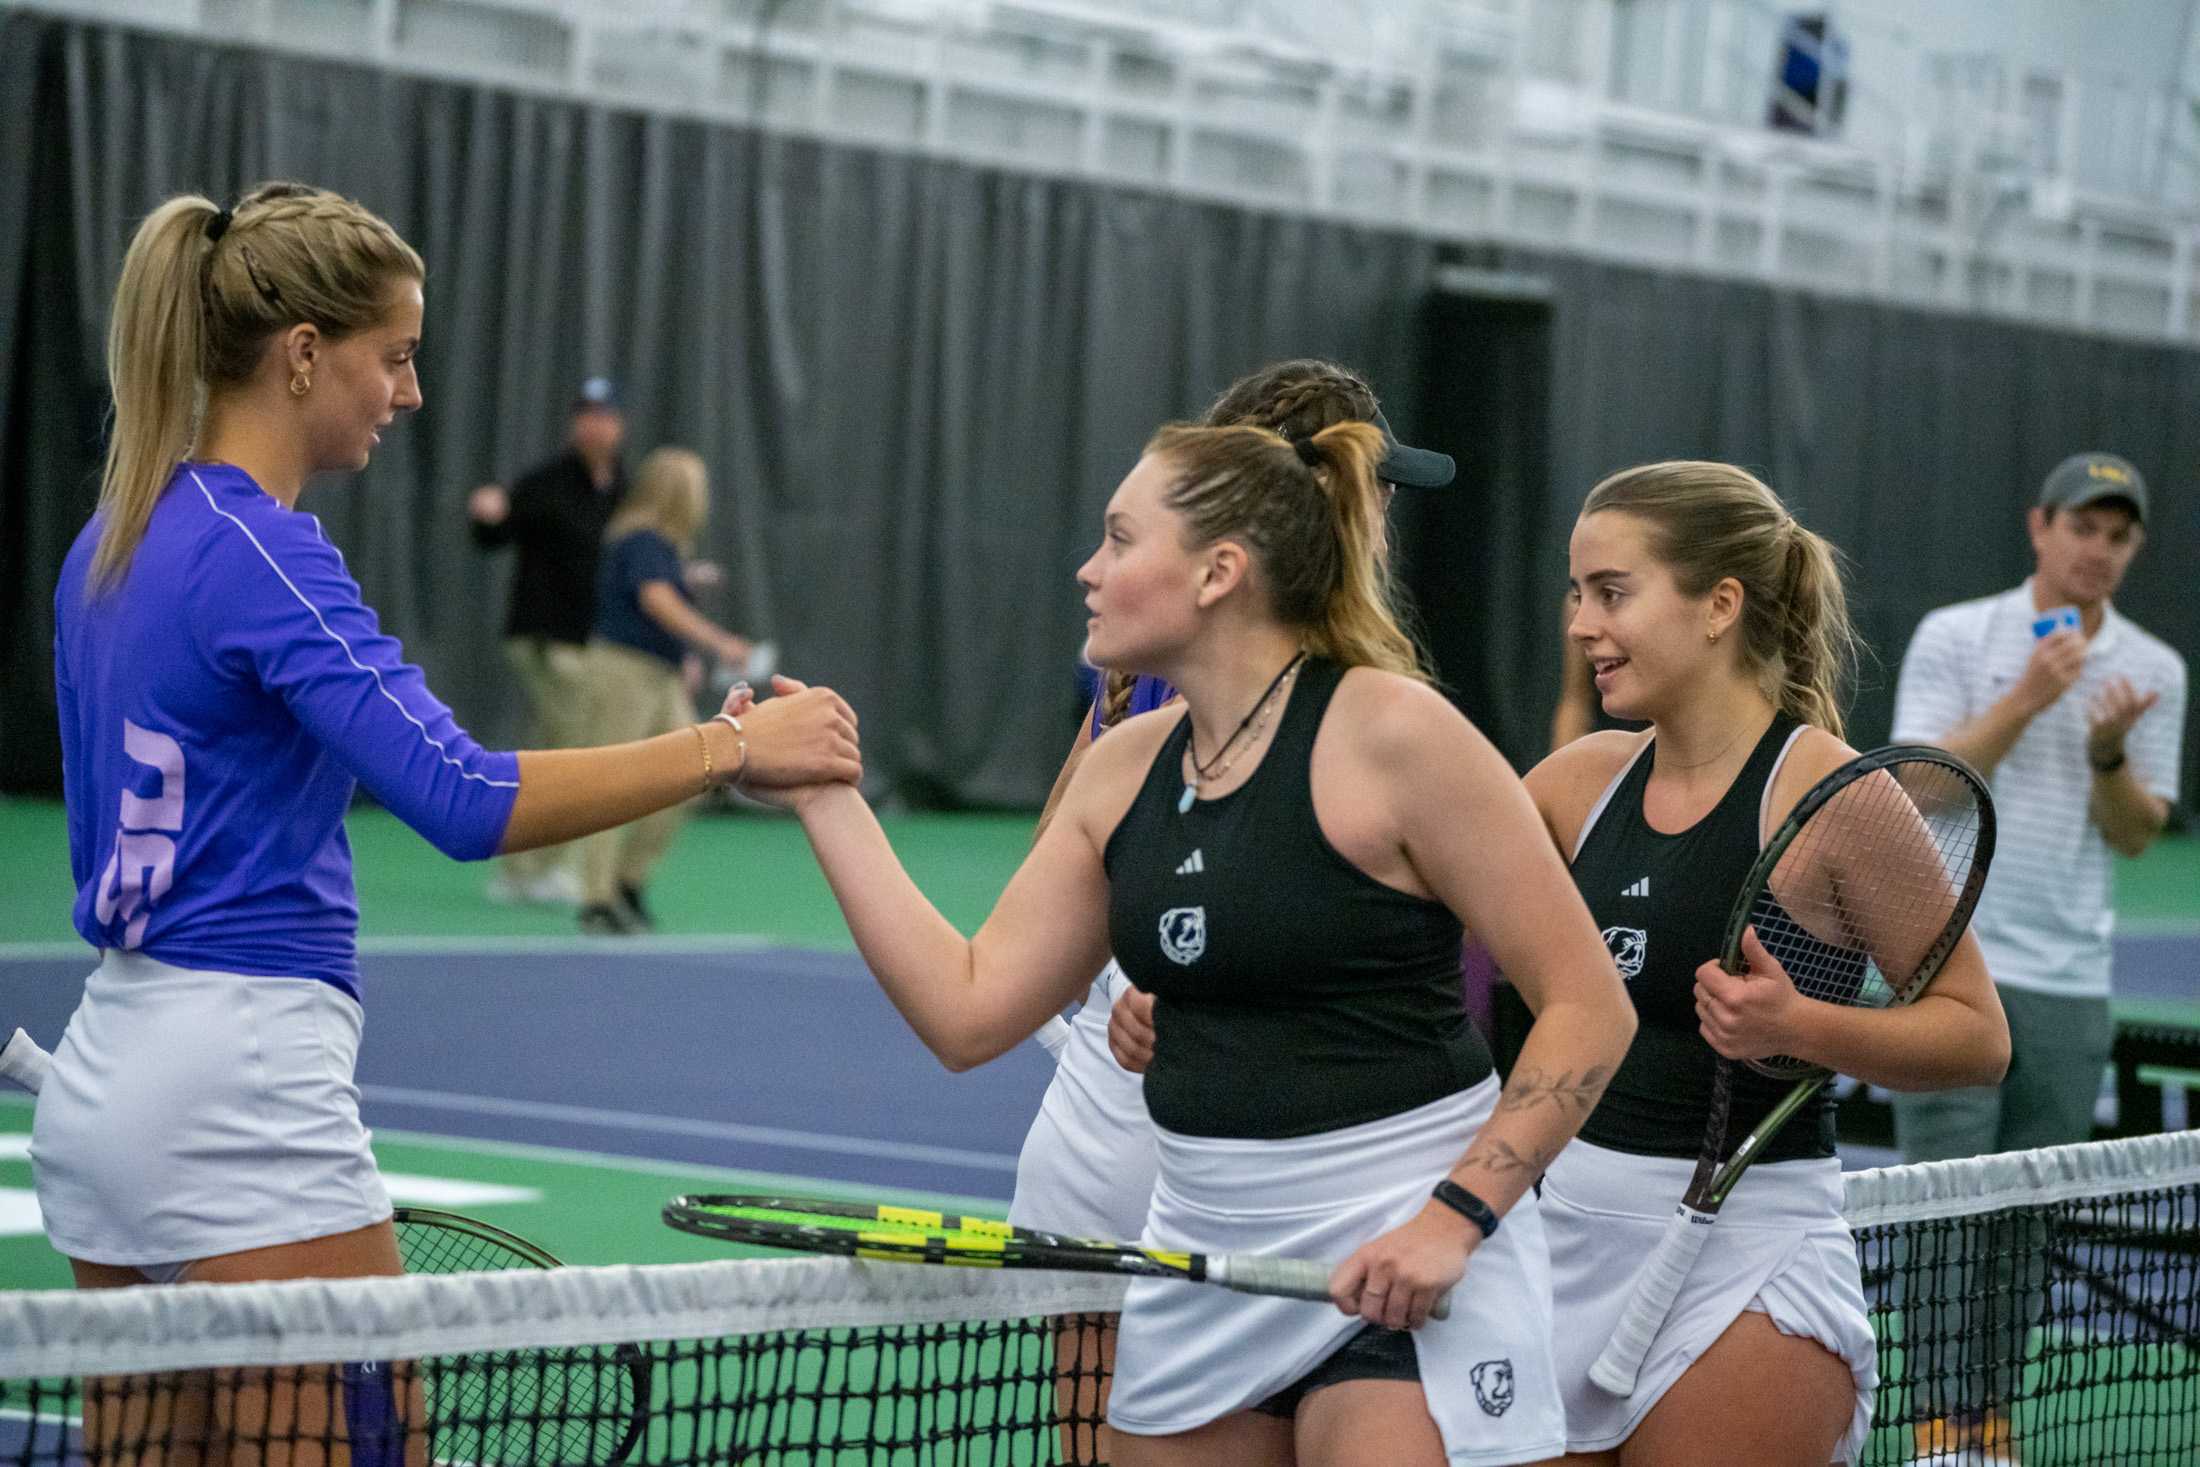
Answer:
[{"left": 0, "top": 1129, "right": 2191, "bottom": 1466}]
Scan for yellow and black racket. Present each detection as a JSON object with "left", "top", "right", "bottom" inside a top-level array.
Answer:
[
  {"left": 663, "top": 1193, "right": 1450, "bottom": 1318},
  {"left": 395, "top": 1208, "right": 650, "bottom": 1466}
]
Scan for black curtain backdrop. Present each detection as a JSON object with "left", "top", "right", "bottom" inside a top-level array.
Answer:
[
  {"left": 2, "top": 15, "right": 2193, "bottom": 810},
  {"left": 1394, "top": 286, "right": 1555, "bottom": 763}
]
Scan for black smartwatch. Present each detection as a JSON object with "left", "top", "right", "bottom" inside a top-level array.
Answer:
[
  {"left": 2091, "top": 748, "right": 2127, "bottom": 775},
  {"left": 1432, "top": 1179, "right": 1500, "bottom": 1239}
]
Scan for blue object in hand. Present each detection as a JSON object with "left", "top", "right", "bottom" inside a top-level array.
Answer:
[{"left": 2032, "top": 606, "right": 2081, "bottom": 639}]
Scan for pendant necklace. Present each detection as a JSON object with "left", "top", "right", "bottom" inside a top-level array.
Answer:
[{"left": 1179, "top": 652, "right": 1305, "bottom": 814}]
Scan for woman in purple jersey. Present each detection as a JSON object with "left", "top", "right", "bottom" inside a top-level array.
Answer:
[{"left": 43, "top": 182, "right": 858, "bottom": 1462}]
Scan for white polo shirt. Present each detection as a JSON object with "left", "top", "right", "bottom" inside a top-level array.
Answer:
[{"left": 1891, "top": 581, "right": 2186, "bottom": 999}]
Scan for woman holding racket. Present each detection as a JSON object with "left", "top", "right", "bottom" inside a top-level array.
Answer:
[
  {"left": 1529, "top": 462, "right": 2010, "bottom": 1466},
  {"left": 42, "top": 182, "right": 858, "bottom": 1463},
  {"left": 758, "top": 418, "right": 1634, "bottom": 1466}
]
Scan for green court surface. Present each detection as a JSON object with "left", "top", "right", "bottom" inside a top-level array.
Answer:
[{"left": 0, "top": 800, "right": 1037, "bottom": 949}]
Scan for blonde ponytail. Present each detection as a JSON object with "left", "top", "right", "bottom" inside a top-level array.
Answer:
[
  {"left": 1144, "top": 420, "right": 1427, "bottom": 680},
  {"left": 1297, "top": 421, "right": 1425, "bottom": 678},
  {"left": 89, "top": 182, "right": 425, "bottom": 593},
  {"left": 91, "top": 196, "right": 223, "bottom": 592},
  {"left": 1773, "top": 524, "right": 1858, "bottom": 739}
]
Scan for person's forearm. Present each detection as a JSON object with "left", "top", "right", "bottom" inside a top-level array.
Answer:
[
  {"left": 797, "top": 785, "right": 1006, "bottom": 1069},
  {"left": 1785, "top": 991, "right": 2008, "bottom": 1089},
  {"left": 643, "top": 594, "right": 742, "bottom": 659},
  {"left": 501, "top": 722, "right": 732, "bottom": 851},
  {"left": 1445, "top": 996, "right": 1629, "bottom": 1217},
  {"left": 1933, "top": 690, "right": 2042, "bottom": 777},
  {"left": 2089, "top": 766, "right": 2170, "bottom": 857}
]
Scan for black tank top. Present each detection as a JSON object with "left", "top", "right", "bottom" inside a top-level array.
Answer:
[
  {"left": 1105, "top": 658, "right": 1493, "bottom": 1140},
  {"left": 1570, "top": 713, "right": 1838, "bottom": 1162}
]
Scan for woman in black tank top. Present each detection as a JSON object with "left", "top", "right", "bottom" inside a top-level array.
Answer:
[
  {"left": 1525, "top": 462, "right": 2008, "bottom": 1467},
  {"left": 753, "top": 418, "right": 1636, "bottom": 1467}
]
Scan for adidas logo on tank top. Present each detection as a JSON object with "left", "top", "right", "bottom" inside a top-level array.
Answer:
[
  {"left": 1175, "top": 850, "right": 1205, "bottom": 876},
  {"left": 1620, "top": 877, "right": 1650, "bottom": 898}
]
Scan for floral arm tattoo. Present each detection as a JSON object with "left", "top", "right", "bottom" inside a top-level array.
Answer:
[{"left": 1457, "top": 1064, "right": 1614, "bottom": 1184}]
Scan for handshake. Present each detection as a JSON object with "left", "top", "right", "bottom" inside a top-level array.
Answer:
[{"left": 710, "top": 673, "right": 864, "bottom": 812}]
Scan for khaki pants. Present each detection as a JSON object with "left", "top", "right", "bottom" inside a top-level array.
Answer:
[
  {"left": 500, "top": 638, "right": 593, "bottom": 881},
  {"left": 577, "top": 640, "right": 697, "bottom": 908}
]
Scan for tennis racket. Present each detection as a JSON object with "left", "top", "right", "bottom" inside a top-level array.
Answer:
[
  {"left": 393, "top": 1210, "right": 650, "bottom": 1465},
  {"left": 0, "top": 1029, "right": 51, "bottom": 1094},
  {"left": 1588, "top": 745, "right": 1994, "bottom": 1397},
  {"left": 664, "top": 1194, "right": 1452, "bottom": 1319}
]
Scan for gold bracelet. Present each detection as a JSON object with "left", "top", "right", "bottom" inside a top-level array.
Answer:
[
  {"left": 691, "top": 722, "right": 715, "bottom": 793},
  {"left": 712, "top": 712, "right": 749, "bottom": 787}
]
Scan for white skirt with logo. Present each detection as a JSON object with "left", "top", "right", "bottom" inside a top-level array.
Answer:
[
  {"left": 1542, "top": 1140, "right": 1876, "bottom": 1461},
  {"left": 1107, "top": 1077, "right": 1567, "bottom": 1466}
]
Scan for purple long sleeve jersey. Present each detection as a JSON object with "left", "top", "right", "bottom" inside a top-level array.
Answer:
[{"left": 53, "top": 463, "right": 521, "bottom": 1001}]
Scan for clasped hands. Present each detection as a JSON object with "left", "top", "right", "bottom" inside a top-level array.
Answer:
[{"left": 714, "top": 675, "right": 863, "bottom": 796}]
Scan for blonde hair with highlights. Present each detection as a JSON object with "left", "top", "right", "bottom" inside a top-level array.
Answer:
[
  {"left": 606, "top": 447, "right": 710, "bottom": 553},
  {"left": 1096, "top": 359, "right": 1394, "bottom": 728},
  {"left": 1145, "top": 420, "right": 1427, "bottom": 680},
  {"left": 1582, "top": 460, "right": 1861, "bottom": 737},
  {"left": 92, "top": 182, "right": 425, "bottom": 592}
]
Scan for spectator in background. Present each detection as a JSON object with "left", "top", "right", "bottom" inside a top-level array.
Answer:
[
  {"left": 1888, "top": 451, "right": 2187, "bottom": 1459},
  {"left": 468, "top": 377, "right": 628, "bottom": 907},
  {"left": 576, "top": 447, "right": 754, "bottom": 935}
]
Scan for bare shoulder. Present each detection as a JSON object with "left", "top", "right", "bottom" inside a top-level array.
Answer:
[
  {"left": 1058, "top": 701, "right": 1185, "bottom": 835},
  {"left": 1765, "top": 723, "right": 1859, "bottom": 832},
  {"left": 1524, "top": 729, "right": 1649, "bottom": 854},
  {"left": 1328, "top": 666, "right": 1477, "bottom": 759}
]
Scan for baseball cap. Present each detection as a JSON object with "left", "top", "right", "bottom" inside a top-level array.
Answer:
[
  {"left": 1370, "top": 406, "right": 1456, "bottom": 489},
  {"left": 572, "top": 376, "right": 621, "bottom": 413},
  {"left": 2039, "top": 452, "right": 2147, "bottom": 523}
]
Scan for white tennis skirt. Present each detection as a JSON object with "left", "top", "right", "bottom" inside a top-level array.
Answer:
[
  {"left": 1009, "top": 961, "right": 1156, "bottom": 1241},
  {"left": 1542, "top": 1140, "right": 1876, "bottom": 1462},
  {"left": 1108, "top": 1077, "right": 1566, "bottom": 1466},
  {"left": 32, "top": 951, "right": 392, "bottom": 1271}
]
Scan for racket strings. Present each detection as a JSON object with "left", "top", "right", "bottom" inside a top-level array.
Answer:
[{"left": 1748, "top": 760, "right": 1986, "bottom": 1077}]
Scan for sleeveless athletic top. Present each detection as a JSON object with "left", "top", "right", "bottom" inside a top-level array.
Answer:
[
  {"left": 1105, "top": 658, "right": 1493, "bottom": 1140},
  {"left": 1570, "top": 712, "right": 1839, "bottom": 1163}
]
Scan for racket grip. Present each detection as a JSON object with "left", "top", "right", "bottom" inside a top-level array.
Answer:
[
  {"left": 1588, "top": 1204, "right": 1715, "bottom": 1396},
  {"left": 1211, "top": 1254, "right": 1453, "bottom": 1322},
  {"left": 1035, "top": 1016, "right": 1072, "bottom": 1059},
  {"left": 0, "top": 1029, "right": 51, "bottom": 1095}
]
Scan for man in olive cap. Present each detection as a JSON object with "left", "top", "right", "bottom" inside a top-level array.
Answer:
[{"left": 1886, "top": 451, "right": 2186, "bottom": 1457}]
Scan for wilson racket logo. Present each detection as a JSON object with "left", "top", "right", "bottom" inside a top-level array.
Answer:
[{"left": 1159, "top": 906, "right": 1207, "bottom": 965}]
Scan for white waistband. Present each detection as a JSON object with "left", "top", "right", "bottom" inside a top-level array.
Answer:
[
  {"left": 1153, "top": 1078, "right": 1498, "bottom": 1215},
  {"left": 1545, "top": 1139, "right": 1843, "bottom": 1228}
]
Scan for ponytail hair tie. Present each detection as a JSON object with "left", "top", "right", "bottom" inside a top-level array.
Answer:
[
  {"left": 1293, "top": 436, "right": 1321, "bottom": 467},
  {"left": 205, "top": 208, "right": 234, "bottom": 243}
]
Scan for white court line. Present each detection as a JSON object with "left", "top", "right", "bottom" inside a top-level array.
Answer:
[
  {"left": 0, "top": 933, "right": 799, "bottom": 964},
  {"left": 361, "top": 1085, "right": 1021, "bottom": 1175},
  {"left": 0, "top": 1093, "right": 1017, "bottom": 1207},
  {"left": 363, "top": 1125, "right": 1014, "bottom": 1210}
]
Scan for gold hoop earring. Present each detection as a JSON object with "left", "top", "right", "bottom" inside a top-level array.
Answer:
[{"left": 289, "top": 371, "right": 312, "bottom": 398}]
